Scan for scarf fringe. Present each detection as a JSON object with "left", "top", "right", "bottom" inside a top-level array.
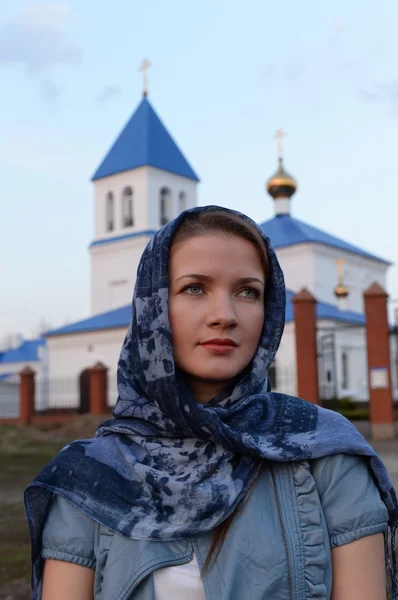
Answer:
[{"left": 386, "top": 523, "right": 398, "bottom": 599}]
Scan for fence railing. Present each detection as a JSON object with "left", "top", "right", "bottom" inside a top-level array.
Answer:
[
  {"left": 35, "top": 378, "right": 80, "bottom": 413},
  {"left": 273, "top": 365, "right": 297, "bottom": 397},
  {"left": 0, "top": 379, "right": 19, "bottom": 418}
]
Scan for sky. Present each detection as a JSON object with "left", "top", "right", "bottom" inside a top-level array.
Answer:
[{"left": 1, "top": 0, "right": 398, "bottom": 341}]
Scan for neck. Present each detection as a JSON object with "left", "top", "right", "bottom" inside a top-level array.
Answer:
[{"left": 182, "top": 373, "right": 231, "bottom": 404}]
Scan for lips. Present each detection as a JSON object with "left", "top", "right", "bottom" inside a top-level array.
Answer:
[
  {"left": 201, "top": 338, "right": 238, "bottom": 347},
  {"left": 200, "top": 338, "right": 238, "bottom": 355}
]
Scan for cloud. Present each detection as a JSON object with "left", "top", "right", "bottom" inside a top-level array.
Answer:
[
  {"left": 358, "top": 79, "right": 398, "bottom": 115},
  {"left": 96, "top": 84, "right": 122, "bottom": 105},
  {"left": 39, "top": 77, "right": 62, "bottom": 110},
  {"left": 0, "top": 2, "right": 83, "bottom": 72}
]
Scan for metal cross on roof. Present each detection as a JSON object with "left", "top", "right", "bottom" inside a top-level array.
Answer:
[
  {"left": 274, "top": 128, "right": 286, "bottom": 160},
  {"left": 139, "top": 58, "right": 151, "bottom": 96},
  {"left": 336, "top": 257, "right": 345, "bottom": 281}
]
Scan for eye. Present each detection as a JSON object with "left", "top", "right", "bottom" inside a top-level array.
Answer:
[
  {"left": 239, "top": 287, "right": 261, "bottom": 300},
  {"left": 181, "top": 284, "right": 204, "bottom": 296}
]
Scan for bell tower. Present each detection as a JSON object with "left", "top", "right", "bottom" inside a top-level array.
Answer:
[{"left": 89, "top": 66, "right": 199, "bottom": 315}]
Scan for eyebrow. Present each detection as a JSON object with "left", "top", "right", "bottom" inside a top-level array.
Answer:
[{"left": 175, "top": 274, "right": 265, "bottom": 286}]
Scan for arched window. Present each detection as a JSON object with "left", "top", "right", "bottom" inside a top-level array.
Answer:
[
  {"left": 178, "top": 191, "right": 186, "bottom": 214},
  {"left": 106, "top": 192, "right": 114, "bottom": 232},
  {"left": 122, "top": 187, "right": 134, "bottom": 227},
  {"left": 342, "top": 351, "right": 349, "bottom": 389},
  {"left": 160, "top": 187, "right": 171, "bottom": 226}
]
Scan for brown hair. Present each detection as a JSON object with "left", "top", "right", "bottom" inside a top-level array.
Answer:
[
  {"left": 171, "top": 209, "right": 269, "bottom": 572},
  {"left": 171, "top": 209, "right": 269, "bottom": 281}
]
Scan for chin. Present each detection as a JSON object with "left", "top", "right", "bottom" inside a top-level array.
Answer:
[{"left": 188, "top": 366, "right": 243, "bottom": 383}]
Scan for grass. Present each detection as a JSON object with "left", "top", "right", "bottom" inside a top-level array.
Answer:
[
  {"left": 0, "top": 449, "right": 63, "bottom": 588},
  {"left": 0, "top": 426, "right": 75, "bottom": 589}
]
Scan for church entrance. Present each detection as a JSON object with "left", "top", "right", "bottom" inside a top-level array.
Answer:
[
  {"left": 318, "top": 333, "right": 336, "bottom": 401},
  {"left": 79, "top": 369, "right": 90, "bottom": 414}
]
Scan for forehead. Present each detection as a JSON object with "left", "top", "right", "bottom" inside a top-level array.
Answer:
[{"left": 169, "top": 234, "right": 264, "bottom": 276}]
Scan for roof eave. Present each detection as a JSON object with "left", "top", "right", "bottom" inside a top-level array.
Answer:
[
  {"left": 273, "top": 239, "right": 391, "bottom": 265},
  {"left": 45, "top": 323, "right": 129, "bottom": 338}
]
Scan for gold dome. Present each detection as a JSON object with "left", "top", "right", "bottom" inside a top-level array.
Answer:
[
  {"left": 334, "top": 283, "right": 349, "bottom": 299},
  {"left": 266, "top": 158, "right": 297, "bottom": 199}
]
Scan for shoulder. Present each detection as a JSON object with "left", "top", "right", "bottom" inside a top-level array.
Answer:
[
  {"left": 310, "top": 453, "right": 389, "bottom": 548},
  {"left": 41, "top": 494, "right": 96, "bottom": 569}
]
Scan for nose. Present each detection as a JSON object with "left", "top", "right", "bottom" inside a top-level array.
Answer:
[{"left": 207, "top": 293, "right": 238, "bottom": 329}]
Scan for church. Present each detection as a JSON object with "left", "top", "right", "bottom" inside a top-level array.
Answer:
[{"left": 0, "top": 89, "right": 394, "bottom": 412}]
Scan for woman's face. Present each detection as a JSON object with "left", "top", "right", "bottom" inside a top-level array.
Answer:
[{"left": 168, "top": 233, "right": 266, "bottom": 403}]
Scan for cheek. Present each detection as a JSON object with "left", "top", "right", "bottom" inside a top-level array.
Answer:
[
  {"left": 246, "top": 310, "right": 265, "bottom": 346},
  {"left": 168, "top": 301, "right": 195, "bottom": 349}
]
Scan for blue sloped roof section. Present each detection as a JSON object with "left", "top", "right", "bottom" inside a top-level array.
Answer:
[
  {"left": 260, "top": 215, "right": 390, "bottom": 264},
  {"left": 0, "top": 373, "right": 17, "bottom": 381},
  {"left": 92, "top": 96, "right": 199, "bottom": 182},
  {"left": 45, "top": 305, "right": 131, "bottom": 336},
  {"left": 0, "top": 339, "right": 45, "bottom": 364},
  {"left": 285, "top": 290, "right": 365, "bottom": 325}
]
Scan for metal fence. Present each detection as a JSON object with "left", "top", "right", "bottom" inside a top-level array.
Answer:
[
  {"left": 0, "top": 377, "right": 19, "bottom": 418},
  {"left": 35, "top": 378, "right": 80, "bottom": 413},
  {"left": 271, "top": 363, "right": 296, "bottom": 396}
]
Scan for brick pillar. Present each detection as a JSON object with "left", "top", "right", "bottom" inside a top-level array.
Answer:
[
  {"left": 19, "top": 367, "right": 35, "bottom": 425},
  {"left": 364, "top": 283, "right": 395, "bottom": 440},
  {"left": 89, "top": 362, "right": 108, "bottom": 416},
  {"left": 292, "top": 288, "right": 320, "bottom": 404}
]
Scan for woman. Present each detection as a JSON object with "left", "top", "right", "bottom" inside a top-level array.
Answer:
[{"left": 25, "top": 206, "right": 398, "bottom": 600}]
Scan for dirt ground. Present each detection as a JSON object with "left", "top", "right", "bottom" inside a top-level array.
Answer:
[
  {"left": 0, "top": 417, "right": 104, "bottom": 600},
  {"left": 1, "top": 418, "right": 397, "bottom": 599}
]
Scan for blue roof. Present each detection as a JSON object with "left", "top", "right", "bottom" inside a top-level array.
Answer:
[
  {"left": 89, "top": 229, "right": 157, "bottom": 249},
  {"left": 285, "top": 290, "right": 365, "bottom": 325},
  {"left": 45, "top": 288, "right": 365, "bottom": 338},
  {"left": 260, "top": 215, "right": 390, "bottom": 264},
  {"left": 0, "top": 339, "right": 45, "bottom": 364},
  {"left": 0, "top": 373, "right": 17, "bottom": 381},
  {"left": 45, "top": 305, "right": 131, "bottom": 336},
  {"left": 92, "top": 96, "right": 199, "bottom": 182}
]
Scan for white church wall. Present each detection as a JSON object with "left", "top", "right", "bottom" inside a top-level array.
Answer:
[
  {"left": 313, "top": 245, "right": 388, "bottom": 313},
  {"left": 317, "top": 321, "right": 369, "bottom": 402},
  {"left": 93, "top": 167, "right": 149, "bottom": 238},
  {"left": 0, "top": 361, "right": 41, "bottom": 377},
  {"left": 146, "top": 166, "right": 197, "bottom": 230},
  {"left": 46, "top": 328, "right": 127, "bottom": 409},
  {"left": 334, "top": 326, "right": 368, "bottom": 402},
  {"left": 90, "top": 234, "right": 152, "bottom": 314},
  {"left": 273, "top": 322, "right": 297, "bottom": 396},
  {"left": 90, "top": 166, "right": 198, "bottom": 315},
  {"left": 274, "top": 245, "right": 315, "bottom": 294}
]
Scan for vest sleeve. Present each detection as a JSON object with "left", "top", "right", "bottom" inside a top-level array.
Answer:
[
  {"left": 41, "top": 494, "right": 96, "bottom": 569},
  {"left": 311, "top": 453, "right": 389, "bottom": 548}
]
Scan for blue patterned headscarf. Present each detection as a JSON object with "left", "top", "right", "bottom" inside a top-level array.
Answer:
[{"left": 25, "top": 206, "right": 397, "bottom": 595}]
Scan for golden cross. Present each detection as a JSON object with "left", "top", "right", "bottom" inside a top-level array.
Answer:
[
  {"left": 139, "top": 58, "right": 151, "bottom": 96},
  {"left": 274, "top": 128, "right": 286, "bottom": 160},
  {"left": 336, "top": 258, "right": 345, "bottom": 281}
]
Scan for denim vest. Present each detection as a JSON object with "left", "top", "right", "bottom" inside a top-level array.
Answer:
[{"left": 41, "top": 454, "right": 388, "bottom": 600}]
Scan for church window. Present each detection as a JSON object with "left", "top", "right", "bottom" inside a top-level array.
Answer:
[
  {"left": 106, "top": 192, "right": 114, "bottom": 232},
  {"left": 342, "top": 351, "right": 349, "bottom": 389},
  {"left": 178, "top": 191, "right": 186, "bottom": 213},
  {"left": 122, "top": 187, "right": 134, "bottom": 227},
  {"left": 160, "top": 187, "right": 171, "bottom": 226}
]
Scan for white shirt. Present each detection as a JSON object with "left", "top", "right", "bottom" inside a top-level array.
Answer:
[{"left": 153, "top": 552, "right": 206, "bottom": 600}]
